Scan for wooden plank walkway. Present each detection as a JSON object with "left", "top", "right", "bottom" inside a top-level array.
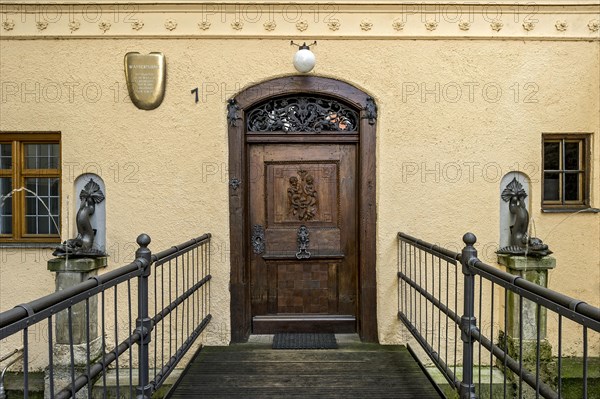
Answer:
[{"left": 166, "top": 336, "right": 442, "bottom": 398}]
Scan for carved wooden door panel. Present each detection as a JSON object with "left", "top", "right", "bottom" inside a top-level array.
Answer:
[{"left": 249, "top": 143, "right": 357, "bottom": 333}]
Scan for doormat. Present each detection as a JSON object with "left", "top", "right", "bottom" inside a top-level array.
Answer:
[{"left": 272, "top": 333, "right": 338, "bottom": 349}]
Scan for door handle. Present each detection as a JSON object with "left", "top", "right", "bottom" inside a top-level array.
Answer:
[
  {"left": 252, "top": 225, "right": 265, "bottom": 255},
  {"left": 296, "top": 225, "right": 311, "bottom": 259}
]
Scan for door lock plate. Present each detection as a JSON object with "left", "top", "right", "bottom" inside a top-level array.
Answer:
[
  {"left": 296, "top": 225, "right": 311, "bottom": 259},
  {"left": 252, "top": 225, "right": 265, "bottom": 255}
]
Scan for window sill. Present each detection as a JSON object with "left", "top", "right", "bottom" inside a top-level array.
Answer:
[
  {"left": 0, "top": 242, "right": 58, "bottom": 249},
  {"left": 541, "top": 207, "right": 600, "bottom": 214}
]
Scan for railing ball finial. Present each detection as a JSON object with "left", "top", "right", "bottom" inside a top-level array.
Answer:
[
  {"left": 137, "top": 233, "right": 151, "bottom": 248},
  {"left": 462, "top": 232, "right": 476, "bottom": 247}
]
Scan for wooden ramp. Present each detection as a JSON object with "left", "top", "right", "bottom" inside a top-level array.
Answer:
[{"left": 166, "top": 336, "right": 442, "bottom": 398}]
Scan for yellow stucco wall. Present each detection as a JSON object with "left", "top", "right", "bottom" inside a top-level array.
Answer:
[{"left": 1, "top": 3, "right": 599, "bottom": 369}]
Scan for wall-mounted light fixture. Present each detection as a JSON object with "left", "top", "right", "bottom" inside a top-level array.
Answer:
[{"left": 291, "top": 41, "right": 317, "bottom": 73}]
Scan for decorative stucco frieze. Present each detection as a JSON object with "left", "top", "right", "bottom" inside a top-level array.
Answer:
[
  {"left": 231, "top": 20, "right": 244, "bottom": 31},
  {"left": 296, "top": 20, "right": 309, "bottom": 32},
  {"left": 490, "top": 20, "right": 503, "bottom": 32},
  {"left": 392, "top": 19, "right": 405, "bottom": 31},
  {"left": 98, "top": 20, "right": 111, "bottom": 33},
  {"left": 0, "top": 3, "right": 597, "bottom": 41},
  {"left": 36, "top": 21, "right": 48, "bottom": 31},
  {"left": 555, "top": 20, "right": 568, "bottom": 32},
  {"left": 263, "top": 20, "right": 276, "bottom": 31},
  {"left": 68, "top": 20, "right": 81, "bottom": 32},
  {"left": 425, "top": 20, "right": 438, "bottom": 31},
  {"left": 522, "top": 21, "right": 535, "bottom": 31},
  {"left": 164, "top": 19, "right": 177, "bottom": 31},
  {"left": 327, "top": 20, "right": 340, "bottom": 31},
  {"left": 360, "top": 19, "right": 373, "bottom": 31},
  {"left": 198, "top": 21, "right": 211, "bottom": 31},
  {"left": 2, "top": 19, "right": 15, "bottom": 31},
  {"left": 131, "top": 20, "right": 144, "bottom": 31}
]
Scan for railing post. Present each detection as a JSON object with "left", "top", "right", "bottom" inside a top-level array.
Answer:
[
  {"left": 135, "top": 234, "right": 152, "bottom": 399},
  {"left": 459, "top": 232, "right": 478, "bottom": 399}
]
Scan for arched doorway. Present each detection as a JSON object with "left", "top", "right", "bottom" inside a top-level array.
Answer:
[{"left": 228, "top": 76, "right": 377, "bottom": 342}]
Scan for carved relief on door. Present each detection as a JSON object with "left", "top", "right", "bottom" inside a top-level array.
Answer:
[
  {"left": 266, "top": 162, "right": 339, "bottom": 227},
  {"left": 288, "top": 170, "right": 317, "bottom": 221}
]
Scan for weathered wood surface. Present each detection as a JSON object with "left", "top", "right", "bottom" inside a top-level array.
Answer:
[
  {"left": 167, "top": 342, "right": 441, "bottom": 398},
  {"left": 229, "top": 76, "right": 379, "bottom": 342},
  {"left": 248, "top": 143, "right": 358, "bottom": 334}
]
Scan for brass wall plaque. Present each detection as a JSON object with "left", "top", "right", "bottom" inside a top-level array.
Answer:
[{"left": 124, "top": 52, "right": 166, "bottom": 110}]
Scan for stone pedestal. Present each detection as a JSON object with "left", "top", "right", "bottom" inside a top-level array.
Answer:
[
  {"left": 44, "top": 257, "right": 107, "bottom": 399},
  {"left": 497, "top": 255, "right": 556, "bottom": 398}
]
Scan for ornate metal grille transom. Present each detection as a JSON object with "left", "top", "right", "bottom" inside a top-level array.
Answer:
[{"left": 246, "top": 96, "right": 359, "bottom": 132}]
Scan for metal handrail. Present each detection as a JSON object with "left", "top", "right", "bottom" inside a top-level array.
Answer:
[
  {"left": 397, "top": 231, "right": 600, "bottom": 399},
  {"left": 0, "top": 260, "right": 142, "bottom": 332},
  {"left": 398, "top": 232, "right": 600, "bottom": 329},
  {"left": 398, "top": 232, "right": 461, "bottom": 262},
  {"left": 152, "top": 233, "right": 211, "bottom": 264},
  {"left": 0, "top": 232, "right": 212, "bottom": 399},
  {"left": 470, "top": 259, "right": 600, "bottom": 328}
]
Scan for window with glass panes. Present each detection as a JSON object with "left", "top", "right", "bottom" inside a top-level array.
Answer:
[
  {"left": 542, "top": 134, "right": 590, "bottom": 209},
  {"left": 0, "top": 133, "right": 61, "bottom": 242}
]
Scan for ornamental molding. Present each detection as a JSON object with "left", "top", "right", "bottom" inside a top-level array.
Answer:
[
  {"left": 198, "top": 20, "right": 211, "bottom": 30},
  {"left": 522, "top": 21, "right": 535, "bottom": 31},
  {"left": 360, "top": 19, "right": 373, "bottom": 31},
  {"left": 263, "top": 20, "right": 276, "bottom": 31},
  {"left": 36, "top": 20, "right": 48, "bottom": 31},
  {"left": 97, "top": 20, "right": 111, "bottom": 33},
  {"left": 425, "top": 20, "right": 438, "bottom": 31},
  {"left": 555, "top": 20, "right": 568, "bottom": 32},
  {"left": 231, "top": 20, "right": 244, "bottom": 30},
  {"left": 490, "top": 20, "right": 504, "bottom": 32},
  {"left": 2, "top": 19, "right": 15, "bottom": 31},
  {"left": 392, "top": 18, "right": 405, "bottom": 31},
  {"left": 164, "top": 18, "right": 177, "bottom": 31},
  {"left": 458, "top": 20, "right": 471, "bottom": 31},
  {"left": 1, "top": 3, "right": 598, "bottom": 40},
  {"left": 68, "top": 19, "right": 81, "bottom": 32},
  {"left": 327, "top": 20, "right": 341, "bottom": 31},
  {"left": 131, "top": 20, "right": 144, "bottom": 31},
  {"left": 296, "top": 20, "right": 308, "bottom": 32}
]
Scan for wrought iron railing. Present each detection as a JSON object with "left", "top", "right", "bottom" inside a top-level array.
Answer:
[
  {"left": 398, "top": 232, "right": 600, "bottom": 399},
  {"left": 0, "top": 233, "right": 212, "bottom": 398}
]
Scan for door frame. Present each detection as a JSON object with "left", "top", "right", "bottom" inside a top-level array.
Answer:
[{"left": 228, "top": 75, "right": 377, "bottom": 342}]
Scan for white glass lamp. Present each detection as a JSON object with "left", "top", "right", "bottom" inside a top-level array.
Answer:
[{"left": 291, "top": 41, "right": 317, "bottom": 73}]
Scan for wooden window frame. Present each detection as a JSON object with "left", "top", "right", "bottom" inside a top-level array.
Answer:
[
  {"left": 0, "top": 132, "right": 61, "bottom": 243},
  {"left": 541, "top": 133, "right": 591, "bottom": 211}
]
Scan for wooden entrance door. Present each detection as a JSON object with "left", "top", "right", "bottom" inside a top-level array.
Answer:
[
  {"left": 249, "top": 143, "right": 357, "bottom": 333},
  {"left": 228, "top": 76, "right": 378, "bottom": 342}
]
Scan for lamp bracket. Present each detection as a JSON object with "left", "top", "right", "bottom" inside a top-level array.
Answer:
[{"left": 290, "top": 41, "right": 317, "bottom": 50}]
